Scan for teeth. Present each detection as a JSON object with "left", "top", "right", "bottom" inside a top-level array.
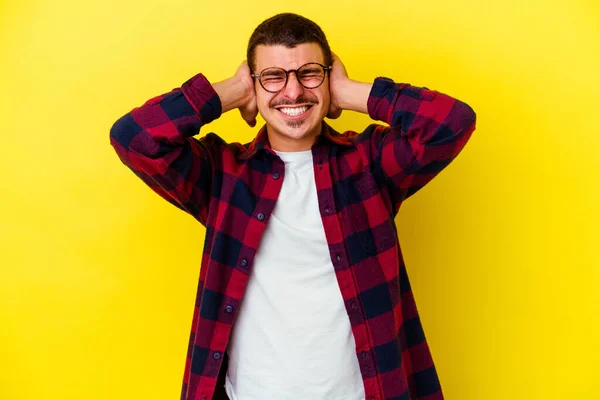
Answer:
[{"left": 279, "top": 106, "right": 308, "bottom": 116}]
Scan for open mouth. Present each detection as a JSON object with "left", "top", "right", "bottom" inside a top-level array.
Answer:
[{"left": 275, "top": 105, "right": 313, "bottom": 119}]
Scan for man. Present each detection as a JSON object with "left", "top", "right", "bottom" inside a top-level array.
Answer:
[{"left": 110, "top": 13, "right": 476, "bottom": 400}]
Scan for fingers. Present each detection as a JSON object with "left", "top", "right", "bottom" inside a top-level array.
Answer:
[
  {"left": 327, "top": 104, "right": 343, "bottom": 120},
  {"left": 240, "top": 104, "right": 258, "bottom": 128},
  {"left": 247, "top": 110, "right": 257, "bottom": 127},
  {"left": 331, "top": 51, "right": 340, "bottom": 63},
  {"left": 234, "top": 59, "right": 258, "bottom": 127},
  {"left": 239, "top": 59, "right": 250, "bottom": 70},
  {"left": 239, "top": 109, "right": 256, "bottom": 127}
]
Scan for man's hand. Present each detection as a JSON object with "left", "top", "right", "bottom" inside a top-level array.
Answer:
[
  {"left": 327, "top": 52, "right": 372, "bottom": 118},
  {"left": 213, "top": 60, "right": 258, "bottom": 127},
  {"left": 326, "top": 52, "right": 349, "bottom": 119},
  {"left": 235, "top": 61, "right": 258, "bottom": 127}
]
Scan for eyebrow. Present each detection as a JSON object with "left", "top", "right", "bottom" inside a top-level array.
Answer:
[
  {"left": 259, "top": 62, "right": 324, "bottom": 73},
  {"left": 262, "top": 69, "right": 285, "bottom": 76},
  {"left": 300, "top": 67, "right": 321, "bottom": 73}
]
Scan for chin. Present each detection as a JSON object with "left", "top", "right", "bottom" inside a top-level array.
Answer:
[
  {"left": 282, "top": 121, "right": 313, "bottom": 136},
  {"left": 279, "top": 120, "right": 321, "bottom": 139}
]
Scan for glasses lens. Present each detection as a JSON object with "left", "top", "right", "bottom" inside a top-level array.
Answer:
[
  {"left": 260, "top": 68, "right": 287, "bottom": 92},
  {"left": 297, "top": 64, "right": 325, "bottom": 88}
]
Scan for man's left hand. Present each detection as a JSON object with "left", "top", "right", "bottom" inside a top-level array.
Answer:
[
  {"left": 327, "top": 52, "right": 371, "bottom": 118},
  {"left": 327, "top": 52, "right": 350, "bottom": 119}
]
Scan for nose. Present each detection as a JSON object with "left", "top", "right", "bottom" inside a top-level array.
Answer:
[{"left": 282, "top": 71, "right": 304, "bottom": 100}]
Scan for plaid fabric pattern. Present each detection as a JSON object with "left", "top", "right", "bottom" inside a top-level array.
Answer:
[{"left": 110, "top": 72, "right": 476, "bottom": 400}]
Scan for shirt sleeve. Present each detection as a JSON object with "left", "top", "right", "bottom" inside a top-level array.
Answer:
[
  {"left": 109, "top": 73, "right": 222, "bottom": 225},
  {"left": 366, "top": 77, "right": 477, "bottom": 211}
]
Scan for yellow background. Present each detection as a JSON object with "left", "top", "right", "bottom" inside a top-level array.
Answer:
[{"left": 1, "top": 0, "right": 598, "bottom": 399}]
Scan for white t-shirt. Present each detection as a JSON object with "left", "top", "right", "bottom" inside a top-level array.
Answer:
[{"left": 225, "top": 149, "right": 365, "bottom": 400}]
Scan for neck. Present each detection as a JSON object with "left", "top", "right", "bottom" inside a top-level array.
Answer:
[{"left": 267, "top": 122, "right": 323, "bottom": 152}]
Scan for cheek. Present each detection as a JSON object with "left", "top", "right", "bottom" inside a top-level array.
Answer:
[
  {"left": 317, "top": 88, "right": 330, "bottom": 111},
  {"left": 256, "top": 92, "right": 274, "bottom": 114},
  {"left": 318, "top": 83, "right": 330, "bottom": 103},
  {"left": 323, "top": 91, "right": 331, "bottom": 107}
]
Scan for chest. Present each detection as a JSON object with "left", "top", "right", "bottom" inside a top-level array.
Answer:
[{"left": 207, "top": 147, "right": 398, "bottom": 269}]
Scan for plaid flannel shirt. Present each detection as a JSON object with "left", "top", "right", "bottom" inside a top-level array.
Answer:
[{"left": 109, "top": 72, "right": 476, "bottom": 400}]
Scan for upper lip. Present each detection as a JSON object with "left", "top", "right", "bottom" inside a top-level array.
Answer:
[{"left": 274, "top": 104, "right": 314, "bottom": 109}]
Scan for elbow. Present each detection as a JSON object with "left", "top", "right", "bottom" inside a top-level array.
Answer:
[
  {"left": 455, "top": 100, "right": 477, "bottom": 136},
  {"left": 464, "top": 101, "right": 477, "bottom": 131},
  {"left": 109, "top": 112, "right": 138, "bottom": 152},
  {"left": 109, "top": 112, "right": 142, "bottom": 167}
]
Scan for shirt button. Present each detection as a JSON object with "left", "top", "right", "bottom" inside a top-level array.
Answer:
[
  {"left": 240, "top": 258, "right": 248, "bottom": 267},
  {"left": 225, "top": 305, "right": 234, "bottom": 313},
  {"left": 324, "top": 206, "right": 331, "bottom": 214},
  {"left": 351, "top": 302, "right": 357, "bottom": 310},
  {"left": 336, "top": 254, "right": 342, "bottom": 262},
  {"left": 360, "top": 352, "right": 368, "bottom": 360},
  {"left": 213, "top": 352, "right": 221, "bottom": 360},
  {"left": 272, "top": 172, "right": 280, "bottom": 179},
  {"left": 257, "top": 213, "right": 265, "bottom": 221}
]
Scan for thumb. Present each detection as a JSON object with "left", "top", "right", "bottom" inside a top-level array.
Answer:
[{"left": 239, "top": 107, "right": 257, "bottom": 127}]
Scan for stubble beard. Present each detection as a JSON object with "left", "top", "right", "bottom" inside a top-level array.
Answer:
[{"left": 285, "top": 119, "right": 306, "bottom": 129}]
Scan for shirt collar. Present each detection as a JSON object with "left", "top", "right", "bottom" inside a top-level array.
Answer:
[{"left": 238, "top": 121, "right": 353, "bottom": 160}]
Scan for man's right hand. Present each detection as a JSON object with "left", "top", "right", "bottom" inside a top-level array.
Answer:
[
  {"left": 235, "top": 61, "right": 258, "bottom": 127},
  {"left": 213, "top": 60, "right": 258, "bottom": 127}
]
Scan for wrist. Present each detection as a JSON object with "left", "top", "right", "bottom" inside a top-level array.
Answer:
[
  {"left": 338, "top": 79, "right": 371, "bottom": 114},
  {"left": 213, "top": 75, "right": 251, "bottom": 113}
]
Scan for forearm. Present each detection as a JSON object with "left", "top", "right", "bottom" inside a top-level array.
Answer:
[
  {"left": 110, "top": 73, "right": 221, "bottom": 158},
  {"left": 367, "top": 77, "right": 476, "bottom": 141},
  {"left": 338, "top": 79, "right": 372, "bottom": 114},
  {"left": 367, "top": 77, "right": 477, "bottom": 205},
  {"left": 212, "top": 75, "right": 251, "bottom": 114},
  {"left": 109, "top": 73, "right": 220, "bottom": 220}
]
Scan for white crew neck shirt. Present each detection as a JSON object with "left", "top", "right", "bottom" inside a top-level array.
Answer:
[{"left": 224, "top": 149, "right": 365, "bottom": 400}]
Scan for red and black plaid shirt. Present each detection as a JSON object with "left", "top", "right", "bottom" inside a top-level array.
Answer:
[{"left": 110, "top": 72, "right": 476, "bottom": 400}]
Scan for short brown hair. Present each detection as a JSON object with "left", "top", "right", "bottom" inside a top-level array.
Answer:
[{"left": 247, "top": 13, "right": 332, "bottom": 72}]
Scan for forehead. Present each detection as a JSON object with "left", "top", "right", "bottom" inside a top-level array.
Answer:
[{"left": 254, "top": 42, "right": 325, "bottom": 71}]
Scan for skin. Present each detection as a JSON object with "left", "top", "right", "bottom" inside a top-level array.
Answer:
[{"left": 213, "top": 42, "right": 372, "bottom": 152}]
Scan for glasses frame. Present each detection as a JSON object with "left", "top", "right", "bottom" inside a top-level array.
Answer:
[{"left": 251, "top": 62, "right": 332, "bottom": 93}]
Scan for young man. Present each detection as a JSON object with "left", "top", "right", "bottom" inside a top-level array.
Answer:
[{"left": 110, "top": 13, "right": 476, "bottom": 400}]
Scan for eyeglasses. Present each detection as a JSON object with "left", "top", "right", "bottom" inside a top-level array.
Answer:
[{"left": 251, "top": 62, "right": 332, "bottom": 93}]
